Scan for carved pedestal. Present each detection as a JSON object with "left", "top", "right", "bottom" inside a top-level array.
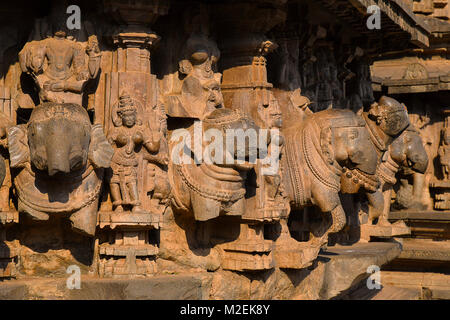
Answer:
[
  {"left": 430, "top": 180, "right": 450, "bottom": 210},
  {"left": 219, "top": 223, "right": 274, "bottom": 272},
  {"left": 98, "top": 212, "right": 160, "bottom": 278},
  {"left": 0, "top": 211, "right": 18, "bottom": 278},
  {"left": 360, "top": 221, "right": 411, "bottom": 242}
]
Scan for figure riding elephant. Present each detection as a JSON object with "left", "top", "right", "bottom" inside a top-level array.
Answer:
[
  {"left": 368, "top": 125, "right": 428, "bottom": 225},
  {"left": 358, "top": 96, "right": 428, "bottom": 225},
  {"left": 8, "top": 102, "right": 113, "bottom": 236},
  {"left": 282, "top": 109, "right": 379, "bottom": 243}
]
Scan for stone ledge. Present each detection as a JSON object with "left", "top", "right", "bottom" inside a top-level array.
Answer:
[{"left": 0, "top": 242, "right": 401, "bottom": 300}]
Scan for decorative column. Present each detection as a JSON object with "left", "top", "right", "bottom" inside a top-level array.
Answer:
[
  {"left": 211, "top": 0, "right": 289, "bottom": 271},
  {"left": 97, "top": 0, "right": 170, "bottom": 278}
]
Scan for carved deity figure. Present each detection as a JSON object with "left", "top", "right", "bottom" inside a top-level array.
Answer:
[
  {"left": 177, "top": 33, "right": 222, "bottom": 119},
  {"left": 18, "top": 29, "right": 101, "bottom": 106},
  {"left": 367, "top": 126, "right": 428, "bottom": 226},
  {"left": 439, "top": 126, "right": 450, "bottom": 180},
  {"left": 260, "top": 92, "right": 287, "bottom": 212},
  {"left": 393, "top": 112, "right": 433, "bottom": 210},
  {"left": 108, "top": 94, "right": 161, "bottom": 213},
  {"left": 360, "top": 96, "right": 417, "bottom": 221}
]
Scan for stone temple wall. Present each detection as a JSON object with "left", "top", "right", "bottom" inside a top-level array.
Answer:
[{"left": 0, "top": 0, "right": 448, "bottom": 300}]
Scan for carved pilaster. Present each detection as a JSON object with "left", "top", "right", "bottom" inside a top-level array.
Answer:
[{"left": 98, "top": 0, "right": 170, "bottom": 278}]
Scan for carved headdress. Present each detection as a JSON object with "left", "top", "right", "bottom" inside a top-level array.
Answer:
[
  {"left": 368, "top": 96, "right": 410, "bottom": 135},
  {"left": 112, "top": 92, "right": 143, "bottom": 127},
  {"left": 117, "top": 94, "right": 136, "bottom": 115}
]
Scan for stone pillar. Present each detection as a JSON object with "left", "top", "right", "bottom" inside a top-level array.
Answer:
[
  {"left": 211, "top": 0, "right": 288, "bottom": 271},
  {"left": 97, "top": 0, "right": 170, "bottom": 278}
]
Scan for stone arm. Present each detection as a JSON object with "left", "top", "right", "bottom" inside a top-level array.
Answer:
[
  {"left": 18, "top": 42, "right": 45, "bottom": 75},
  {"left": 438, "top": 145, "right": 450, "bottom": 165},
  {"left": 73, "top": 43, "right": 88, "bottom": 81}
]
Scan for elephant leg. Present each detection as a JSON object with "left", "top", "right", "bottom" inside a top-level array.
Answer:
[
  {"left": 412, "top": 173, "right": 427, "bottom": 209},
  {"left": 309, "top": 182, "right": 345, "bottom": 243},
  {"left": 367, "top": 190, "right": 384, "bottom": 224},
  {"left": 377, "top": 186, "right": 393, "bottom": 226},
  {"left": 69, "top": 199, "right": 99, "bottom": 237},
  {"left": 328, "top": 205, "right": 347, "bottom": 234}
]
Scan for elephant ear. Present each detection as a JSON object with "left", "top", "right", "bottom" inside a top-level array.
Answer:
[
  {"left": 89, "top": 124, "right": 114, "bottom": 169},
  {"left": 8, "top": 125, "right": 30, "bottom": 168}
]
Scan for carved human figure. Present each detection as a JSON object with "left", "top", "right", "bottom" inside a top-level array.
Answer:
[
  {"left": 392, "top": 112, "right": 432, "bottom": 210},
  {"left": 438, "top": 126, "right": 450, "bottom": 180},
  {"left": 368, "top": 126, "right": 428, "bottom": 226},
  {"left": 177, "top": 33, "right": 222, "bottom": 119},
  {"left": 18, "top": 28, "right": 101, "bottom": 106},
  {"left": 108, "top": 94, "right": 161, "bottom": 213},
  {"left": 260, "top": 92, "right": 286, "bottom": 209},
  {"left": 360, "top": 96, "right": 411, "bottom": 213}
]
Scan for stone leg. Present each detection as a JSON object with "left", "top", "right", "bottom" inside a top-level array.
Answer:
[{"left": 110, "top": 183, "right": 123, "bottom": 212}]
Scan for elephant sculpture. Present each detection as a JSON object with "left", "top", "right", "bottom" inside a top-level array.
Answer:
[
  {"left": 368, "top": 126, "right": 428, "bottom": 225},
  {"left": 8, "top": 102, "right": 113, "bottom": 236},
  {"left": 169, "top": 108, "right": 261, "bottom": 221},
  {"left": 281, "top": 109, "right": 379, "bottom": 243}
]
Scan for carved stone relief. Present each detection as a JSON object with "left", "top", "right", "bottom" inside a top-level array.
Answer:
[{"left": 0, "top": 0, "right": 446, "bottom": 292}]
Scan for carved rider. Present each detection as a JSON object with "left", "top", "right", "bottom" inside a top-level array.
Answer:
[
  {"left": 363, "top": 96, "right": 410, "bottom": 157},
  {"left": 178, "top": 33, "right": 222, "bottom": 119},
  {"left": 439, "top": 126, "right": 450, "bottom": 180},
  {"left": 19, "top": 25, "right": 101, "bottom": 106},
  {"left": 108, "top": 94, "right": 161, "bottom": 213}
]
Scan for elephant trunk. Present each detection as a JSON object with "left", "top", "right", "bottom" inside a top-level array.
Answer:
[
  {"left": 409, "top": 151, "right": 428, "bottom": 174},
  {"left": 46, "top": 120, "right": 71, "bottom": 176}
]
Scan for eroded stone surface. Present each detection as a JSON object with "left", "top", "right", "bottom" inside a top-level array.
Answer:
[{"left": 0, "top": 0, "right": 447, "bottom": 300}]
